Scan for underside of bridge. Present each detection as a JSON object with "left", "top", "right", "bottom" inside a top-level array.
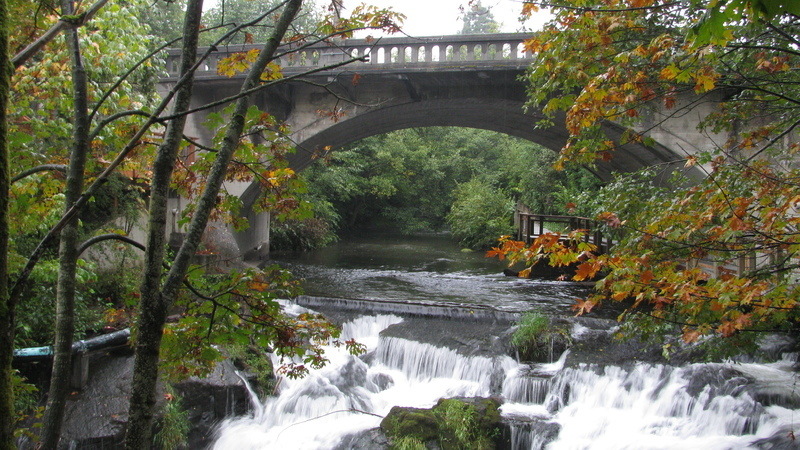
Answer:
[{"left": 289, "top": 96, "right": 687, "bottom": 179}]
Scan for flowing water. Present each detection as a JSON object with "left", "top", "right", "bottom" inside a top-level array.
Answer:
[
  {"left": 213, "top": 234, "right": 800, "bottom": 449},
  {"left": 269, "top": 233, "right": 593, "bottom": 315}
]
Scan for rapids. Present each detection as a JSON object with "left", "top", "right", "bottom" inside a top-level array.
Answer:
[
  {"left": 214, "top": 312, "right": 800, "bottom": 449},
  {"left": 213, "top": 235, "right": 800, "bottom": 448}
]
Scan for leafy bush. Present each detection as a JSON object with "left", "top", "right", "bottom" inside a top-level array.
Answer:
[
  {"left": 447, "top": 178, "right": 514, "bottom": 249},
  {"left": 153, "top": 390, "right": 189, "bottom": 449},
  {"left": 270, "top": 197, "right": 339, "bottom": 251},
  {"left": 390, "top": 436, "right": 426, "bottom": 450},
  {"left": 512, "top": 311, "right": 571, "bottom": 362},
  {"left": 15, "top": 259, "right": 108, "bottom": 347}
]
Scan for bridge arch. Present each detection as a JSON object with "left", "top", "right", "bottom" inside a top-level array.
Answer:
[
  {"left": 165, "top": 33, "right": 715, "bottom": 258},
  {"left": 289, "top": 97, "right": 685, "bottom": 178}
]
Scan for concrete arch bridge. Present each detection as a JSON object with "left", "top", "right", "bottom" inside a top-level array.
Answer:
[{"left": 159, "top": 33, "right": 728, "bottom": 259}]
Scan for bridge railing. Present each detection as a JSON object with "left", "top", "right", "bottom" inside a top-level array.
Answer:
[
  {"left": 164, "top": 33, "right": 534, "bottom": 78},
  {"left": 517, "top": 213, "right": 612, "bottom": 254}
]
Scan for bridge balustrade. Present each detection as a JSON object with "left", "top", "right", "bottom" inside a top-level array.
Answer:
[
  {"left": 164, "top": 33, "right": 534, "bottom": 79},
  {"left": 517, "top": 213, "right": 612, "bottom": 255}
]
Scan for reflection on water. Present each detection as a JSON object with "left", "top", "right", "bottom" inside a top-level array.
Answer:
[{"left": 269, "top": 233, "right": 592, "bottom": 315}]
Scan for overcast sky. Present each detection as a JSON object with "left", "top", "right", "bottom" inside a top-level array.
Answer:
[{"left": 332, "top": 0, "right": 551, "bottom": 37}]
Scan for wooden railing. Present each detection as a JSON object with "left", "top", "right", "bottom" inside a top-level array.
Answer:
[
  {"left": 163, "top": 33, "right": 534, "bottom": 79},
  {"left": 517, "top": 213, "right": 612, "bottom": 254}
]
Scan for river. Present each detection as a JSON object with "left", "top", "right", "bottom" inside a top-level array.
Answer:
[
  {"left": 269, "top": 233, "right": 593, "bottom": 315},
  {"left": 213, "top": 233, "right": 800, "bottom": 449}
]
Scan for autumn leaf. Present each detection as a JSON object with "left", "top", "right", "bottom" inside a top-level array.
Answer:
[{"left": 573, "top": 261, "right": 601, "bottom": 281}]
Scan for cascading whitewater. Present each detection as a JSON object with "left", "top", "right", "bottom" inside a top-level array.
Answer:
[
  {"left": 213, "top": 314, "right": 514, "bottom": 449},
  {"left": 501, "top": 355, "right": 800, "bottom": 449},
  {"left": 214, "top": 310, "right": 800, "bottom": 450}
]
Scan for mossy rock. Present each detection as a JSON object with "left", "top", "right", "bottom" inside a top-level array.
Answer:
[
  {"left": 381, "top": 397, "right": 503, "bottom": 450},
  {"left": 381, "top": 406, "right": 440, "bottom": 443}
]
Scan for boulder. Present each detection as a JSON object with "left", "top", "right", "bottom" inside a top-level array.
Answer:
[{"left": 380, "top": 397, "right": 504, "bottom": 449}]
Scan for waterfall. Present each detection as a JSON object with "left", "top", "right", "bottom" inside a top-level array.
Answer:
[
  {"left": 213, "top": 314, "right": 513, "bottom": 449},
  {"left": 214, "top": 312, "right": 800, "bottom": 450},
  {"left": 498, "top": 356, "right": 800, "bottom": 450}
]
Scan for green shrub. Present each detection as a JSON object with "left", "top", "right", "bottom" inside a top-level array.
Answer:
[
  {"left": 391, "top": 436, "right": 427, "bottom": 450},
  {"left": 153, "top": 389, "right": 190, "bottom": 449},
  {"left": 446, "top": 179, "right": 514, "bottom": 250},
  {"left": 15, "top": 259, "right": 108, "bottom": 347},
  {"left": 434, "top": 399, "right": 493, "bottom": 449},
  {"left": 512, "top": 311, "right": 571, "bottom": 362}
]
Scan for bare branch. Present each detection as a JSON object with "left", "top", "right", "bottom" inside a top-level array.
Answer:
[{"left": 11, "top": 164, "right": 67, "bottom": 183}]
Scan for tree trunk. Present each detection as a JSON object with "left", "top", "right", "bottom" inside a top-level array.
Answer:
[
  {"left": 123, "top": 0, "right": 204, "bottom": 446},
  {"left": 39, "top": 4, "right": 91, "bottom": 445},
  {"left": 0, "top": 0, "right": 12, "bottom": 444},
  {"left": 124, "top": 1, "right": 303, "bottom": 447}
]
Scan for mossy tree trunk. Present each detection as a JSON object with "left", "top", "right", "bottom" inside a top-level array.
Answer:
[
  {"left": 123, "top": 0, "right": 204, "bottom": 446},
  {"left": 124, "top": 2, "right": 303, "bottom": 447},
  {"left": 39, "top": 1, "right": 91, "bottom": 445},
  {"left": 0, "top": 0, "right": 11, "bottom": 445}
]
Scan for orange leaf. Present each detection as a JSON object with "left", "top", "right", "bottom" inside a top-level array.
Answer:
[
  {"left": 574, "top": 261, "right": 600, "bottom": 281},
  {"left": 682, "top": 329, "right": 701, "bottom": 343},
  {"left": 640, "top": 270, "right": 655, "bottom": 284}
]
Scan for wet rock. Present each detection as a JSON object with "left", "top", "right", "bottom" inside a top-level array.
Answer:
[
  {"left": 381, "top": 406, "right": 441, "bottom": 443},
  {"left": 564, "top": 327, "right": 667, "bottom": 368},
  {"left": 380, "top": 317, "right": 512, "bottom": 358},
  {"left": 336, "top": 427, "right": 391, "bottom": 449},
  {"left": 51, "top": 352, "right": 252, "bottom": 449},
  {"left": 368, "top": 372, "right": 394, "bottom": 392},
  {"left": 503, "top": 419, "right": 561, "bottom": 450},
  {"left": 751, "top": 426, "right": 800, "bottom": 449},
  {"left": 174, "top": 359, "right": 253, "bottom": 448},
  {"left": 58, "top": 352, "right": 133, "bottom": 448}
]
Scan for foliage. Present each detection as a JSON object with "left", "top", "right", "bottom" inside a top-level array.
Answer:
[
  {"left": 6, "top": 0, "right": 159, "bottom": 348},
  {"left": 200, "top": 0, "right": 321, "bottom": 46},
  {"left": 433, "top": 399, "right": 494, "bottom": 449},
  {"left": 173, "top": 104, "right": 312, "bottom": 232},
  {"left": 383, "top": 398, "right": 501, "bottom": 450},
  {"left": 12, "top": 369, "right": 42, "bottom": 442},
  {"left": 300, "top": 127, "right": 596, "bottom": 247},
  {"left": 491, "top": 0, "right": 800, "bottom": 351},
  {"left": 159, "top": 265, "right": 363, "bottom": 382},
  {"left": 225, "top": 343, "right": 275, "bottom": 395},
  {"left": 390, "top": 436, "right": 426, "bottom": 450},
  {"left": 447, "top": 178, "right": 514, "bottom": 249},
  {"left": 153, "top": 389, "right": 189, "bottom": 449},
  {"left": 269, "top": 194, "right": 339, "bottom": 252},
  {"left": 511, "top": 311, "right": 571, "bottom": 361},
  {"left": 14, "top": 259, "right": 107, "bottom": 347},
  {"left": 460, "top": 1, "right": 500, "bottom": 34}
]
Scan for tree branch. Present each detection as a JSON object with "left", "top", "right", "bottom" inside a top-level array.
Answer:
[
  {"left": 11, "top": 164, "right": 67, "bottom": 183},
  {"left": 12, "top": 0, "right": 109, "bottom": 68}
]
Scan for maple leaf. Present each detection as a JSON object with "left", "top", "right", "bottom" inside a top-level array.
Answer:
[
  {"left": 682, "top": 328, "right": 701, "bottom": 343},
  {"left": 597, "top": 211, "right": 624, "bottom": 228},
  {"left": 640, "top": 270, "right": 655, "bottom": 284},
  {"left": 573, "top": 261, "right": 600, "bottom": 281},
  {"left": 573, "top": 298, "right": 597, "bottom": 315}
]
